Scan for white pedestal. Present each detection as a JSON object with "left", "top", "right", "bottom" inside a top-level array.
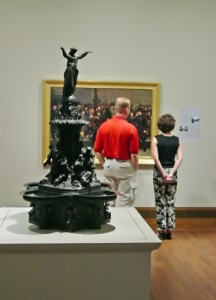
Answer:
[{"left": 0, "top": 207, "right": 161, "bottom": 300}]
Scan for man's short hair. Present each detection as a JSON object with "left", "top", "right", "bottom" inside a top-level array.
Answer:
[{"left": 115, "top": 97, "right": 130, "bottom": 114}]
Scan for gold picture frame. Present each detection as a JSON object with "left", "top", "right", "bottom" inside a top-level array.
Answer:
[{"left": 42, "top": 80, "right": 160, "bottom": 166}]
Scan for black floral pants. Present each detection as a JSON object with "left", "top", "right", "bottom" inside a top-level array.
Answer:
[{"left": 153, "top": 167, "right": 177, "bottom": 231}]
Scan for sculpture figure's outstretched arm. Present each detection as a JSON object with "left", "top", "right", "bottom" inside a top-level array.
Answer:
[
  {"left": 60, "top": 47, "right": 69, "bottom": 59},
  {"left": 77, "top": 51, "right": 92, "bottom": 60}
]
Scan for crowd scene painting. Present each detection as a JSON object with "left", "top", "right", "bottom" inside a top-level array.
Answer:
[{"left": 50, "top": 87, "right": 153, "bottom": 156}]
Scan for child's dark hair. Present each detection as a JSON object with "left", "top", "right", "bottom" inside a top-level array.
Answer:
[{"left": 157, "top": 114, "right": 176, "bottom": 133}]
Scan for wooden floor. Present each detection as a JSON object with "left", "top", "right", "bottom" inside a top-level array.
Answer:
[{"left": 147, "top": 219, "right": 216, "bottom": 300}]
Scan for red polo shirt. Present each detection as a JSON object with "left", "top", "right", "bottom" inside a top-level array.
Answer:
[{"left": 94, "top": 115, "right": 139, "bottom": 160}]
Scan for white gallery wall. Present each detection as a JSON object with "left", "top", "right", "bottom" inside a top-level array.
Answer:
[{"left": 0, "top": 0, "right": 216, "bottom": 207}]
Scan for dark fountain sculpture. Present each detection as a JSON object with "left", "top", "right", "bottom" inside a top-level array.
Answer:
[{"left": 21, "top": 47, "right": 116, "bottom": 231}]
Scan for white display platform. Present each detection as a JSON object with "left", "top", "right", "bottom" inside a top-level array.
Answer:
[{"left": 0, "top": 207, "right": 161, "bottom": 300}]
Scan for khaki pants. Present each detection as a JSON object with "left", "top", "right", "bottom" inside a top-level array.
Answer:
[{"left": 103, "top": 159, "right": 138, "bottom": 207}]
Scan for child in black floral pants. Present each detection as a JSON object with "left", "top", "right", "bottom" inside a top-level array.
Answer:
[{"left": 152, "top": 114, "right": 183, "bottom": 240}]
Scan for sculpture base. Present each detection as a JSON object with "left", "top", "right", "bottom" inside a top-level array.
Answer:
[
  {"left": 21, "top": 183, "right": 116, "bottom": 232},
  {"left": 29, "top": 199, "right": 111, "bottom": 232}
]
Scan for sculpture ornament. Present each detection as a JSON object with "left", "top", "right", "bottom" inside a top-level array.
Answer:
[
  {"left": 42, "top": 142, "right": 71, "bottom": 186},
  {"left": 60, "top": 47, "right": 92, "bottom": 100}
]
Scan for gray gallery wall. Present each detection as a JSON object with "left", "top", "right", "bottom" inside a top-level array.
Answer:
[{"left": 0, "top": 0, "right": 216, "bottom": 207}]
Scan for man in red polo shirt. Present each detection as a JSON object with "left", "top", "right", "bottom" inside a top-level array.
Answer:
[{"left": 94, "top": 97, "right": 139, "bottom": 206}]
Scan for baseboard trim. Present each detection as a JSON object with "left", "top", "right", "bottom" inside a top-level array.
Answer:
[
  {"left": 136, "top": 207, "right": 216, "bottom": 231},
  {"left": 136, "top": 207, "right": 216, "bottom": 218}
]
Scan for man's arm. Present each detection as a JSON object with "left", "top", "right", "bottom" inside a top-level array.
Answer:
[
  {"left": 130, "top": 153, "right": 139, "bottom": 171},
  {"left": 95, "top": 152, "right": 105, "bottom": 167}
]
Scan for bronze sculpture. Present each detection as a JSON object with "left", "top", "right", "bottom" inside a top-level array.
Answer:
[{"left": 21, "top": 47, "right": 116, "bottom": 231}]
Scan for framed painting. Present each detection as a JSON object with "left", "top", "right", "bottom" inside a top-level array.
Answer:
[{"left": 42, "top": 80, "right": 160, "bottom": 166}]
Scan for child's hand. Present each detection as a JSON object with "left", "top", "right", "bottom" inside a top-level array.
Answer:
[{"left": 165, "top": 174, "right": 173, "bottom": 182}]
